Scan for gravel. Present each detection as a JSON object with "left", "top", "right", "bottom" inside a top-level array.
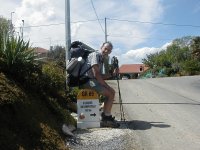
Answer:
[
  {"left": 66, "top": 108, "right": 142, "bottom": 150},
  {"left": 66, "top": 117, "right": 140, "bottom": 150},
  {"left": 66, "top": 81, "right": 140, "bottom": 150}
]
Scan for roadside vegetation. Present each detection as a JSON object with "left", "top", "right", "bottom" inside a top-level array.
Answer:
[
  {"left": 0, "top": 16, "right": 77, "bottom": 150},
  {"left": 141, "top": 36, "right": 200, "bottom": 78}
]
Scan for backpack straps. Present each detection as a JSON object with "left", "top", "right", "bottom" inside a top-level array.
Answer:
[{"left": 77, "top": 61, "right": 93, "bottom": 87}]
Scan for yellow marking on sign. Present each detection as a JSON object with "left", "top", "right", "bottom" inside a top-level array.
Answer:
[{"left": 77, "top": 89, "right": 98, "bottom": 100}]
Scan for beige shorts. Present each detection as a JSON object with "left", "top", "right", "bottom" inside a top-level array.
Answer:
[{"left": 80, "top": 79, "right": 104, "bottom": 95}]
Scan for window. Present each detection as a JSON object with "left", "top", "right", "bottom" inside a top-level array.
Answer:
[{"left": 140, "top": 66, "right": 143, "bottom": 71}]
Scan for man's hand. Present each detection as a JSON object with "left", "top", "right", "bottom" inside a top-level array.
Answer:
[{"left": 112, "top": 68, "right": 119, "bottom": 77}]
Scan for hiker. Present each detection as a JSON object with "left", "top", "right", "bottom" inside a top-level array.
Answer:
[{"left": 81, "top": 41, "right": 120, "bottom": 128}]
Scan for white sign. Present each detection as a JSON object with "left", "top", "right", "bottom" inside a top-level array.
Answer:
[{"left": 77, "top": 89, "right": 100, "bottom": 129}]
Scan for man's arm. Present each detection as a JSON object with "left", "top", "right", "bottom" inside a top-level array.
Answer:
[
  {"left": 92, "top": 64, "right": 111, "bottom": 88},
  {"left": 102, "top": 68, "right": 119, "bottom": 80}
]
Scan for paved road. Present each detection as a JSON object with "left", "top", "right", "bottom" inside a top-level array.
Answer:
[{"left": 117, "top": 76, "right": 200, "bottom": 150}]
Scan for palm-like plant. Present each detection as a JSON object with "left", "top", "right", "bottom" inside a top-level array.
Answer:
[
  {"left": 0, "top": 36, "right": 36, "bottom": 75},
  {"left": 0, "top": 17, "right": 10, "bottom": 60}
]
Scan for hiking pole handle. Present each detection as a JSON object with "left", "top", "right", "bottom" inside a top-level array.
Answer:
[
  {"left": 111, "top": 56, "right": 119, "bottom": 70},
  {"left": 111, "top": 56, "right": 126, "bottom": 121}
]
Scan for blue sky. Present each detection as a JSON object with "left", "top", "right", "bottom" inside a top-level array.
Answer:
[{"left": 0, "top": 0, "right": 200, "bottom": 65}]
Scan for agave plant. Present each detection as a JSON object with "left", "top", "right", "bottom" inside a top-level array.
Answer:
[{"left": 0, "top": 36, "right": 36, "bottom": 75}]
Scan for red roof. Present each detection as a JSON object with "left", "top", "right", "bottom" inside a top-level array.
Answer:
[
  {"left": 34, "top": 47, "right": 48, "bottom": 54},
  {"left": 119, "top": 64, "right": 148, "bottom": 73}
]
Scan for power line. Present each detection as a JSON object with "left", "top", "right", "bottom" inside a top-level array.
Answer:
[
  {"left": 109, "top": 34, "right": 173, "bottom": 41},
  {"left": 31, "top": 35, "right": 174, "bottom": 45},
  {"left": 72, "top": 19, "right": 104, "bottom": 24},
  {"left": 15, "top": 23, "right": 64, "bottom": 28},
  {"left": 107, "top": 18, "right": 200, "bottom": 28},
  {"left": 32, "top": 35, "right": 105, "bottom": 44},
  {"left": 14, "top": 17, "right": 200, "bottom": 45},
  {"left": 15, "top": 19, "right": 102, "bottom": 29},
  {"left": 90, "top": 0, "right": 105, "bottom": 33},
  {"left": 14, "top": 18, "right": 200, "bottom": 29}
]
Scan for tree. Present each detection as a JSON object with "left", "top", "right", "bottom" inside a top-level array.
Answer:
[
  {"left": 142, "top": 40, "right": 200, "bottom": 77},
  {"left": 182, "top": 59, "right": 200, "bottom": 75},
  {"left": 191, "top": 36, "right": 200, "bottom": 61},
  {"left": 47, "top": 45, "right": 66, "bottom": 69},
  {"left": 142, "top": 52, "right": 159, "bottom": 68}
]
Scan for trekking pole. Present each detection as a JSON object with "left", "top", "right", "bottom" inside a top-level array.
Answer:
[
  {"left": 111, "top": 56, "right": 125, "bottom": 121},
  {"left": 116, "top": 72, "right": 126, "bottom": 121}
]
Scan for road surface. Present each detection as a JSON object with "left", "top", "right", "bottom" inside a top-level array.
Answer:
[{"left": 116, "top": 76, "right": 200, "bottom": 150}]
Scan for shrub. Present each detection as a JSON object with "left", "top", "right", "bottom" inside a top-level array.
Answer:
[
  {"left": 41, "top": 62, "right": 65, "bottom": 93},
  {"left": 181, "top": 59, "right": 200, "bottom": 75}
]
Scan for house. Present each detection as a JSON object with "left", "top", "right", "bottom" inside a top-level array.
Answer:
[
  {"left": 34, "top": 47, "right": 48, "bottom": 59},
  {"left": 119, "top": 64, "right": 148, "bottom": 79}
]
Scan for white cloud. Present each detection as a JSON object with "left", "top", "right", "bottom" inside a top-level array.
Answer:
[
  {"left": 12, "top": 0, "right": 61, "bottom": 47},
  {"left": 1, "top": 0, "right": 165, "bottom": 65},
  {"left": 161, "top": 42, "right": 172, "bottom": 49},
  {"left": 116, "top": 41, "right": 172, "bottom": 65},
  {"left": 0, "top": 0, "right": 20, "bottom": 18},
  {"left": 88, "top": 0, "right": 164, "bottom": 50},
  {"left": 193, "top": 2, "right": 200, "bottom": 13},
  {"left": 15, "top": 0, "right": 56, "bottom": 26}
]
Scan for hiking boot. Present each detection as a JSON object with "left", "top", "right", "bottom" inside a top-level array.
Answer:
[{"left": 100, "top": 112, "right": 120, "bottom": 128}]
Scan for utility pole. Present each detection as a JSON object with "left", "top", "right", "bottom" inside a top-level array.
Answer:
[
  {"left": 11, "top": 12, "right": 14, "bottom": 25},
  {"left": 65, "top": 0, "right": 71, "bottom": 62},
  {"left": 65, "top": 0, "right": 71, "bottom": 88},
  {"left": 105, "top": 17, "right": 107, "bottom": 42},
  {"left": 21, "top": 20, "right": 24, "bottom": 40},
  {"left": 104, "top": 17, "right": 109, "bottom": 74},
  {"left": 10, "top": 12, "right": 15, "bottom": 37}
]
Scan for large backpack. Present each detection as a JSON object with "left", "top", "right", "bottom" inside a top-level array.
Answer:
[{"left": 66, "top": 41, "right": 95, "bottom": 87}]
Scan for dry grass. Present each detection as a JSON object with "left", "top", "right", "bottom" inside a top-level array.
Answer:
[{"left": 0, "top": 73, "right": 72, "bottom": 150}]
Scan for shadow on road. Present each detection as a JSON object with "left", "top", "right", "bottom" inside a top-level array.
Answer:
[
  {"left": 120, "top": 120, "right": 171, "bottom": 130},
  {"left": 114, "top": 102, "right": 200, "bottom": 105}
]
